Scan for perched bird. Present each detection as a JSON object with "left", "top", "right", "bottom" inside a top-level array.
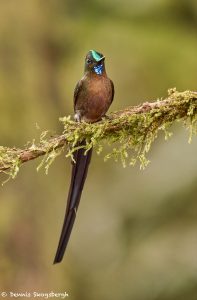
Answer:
[{"left": 54, "top": 50, "right": 114, "bottom": 264}]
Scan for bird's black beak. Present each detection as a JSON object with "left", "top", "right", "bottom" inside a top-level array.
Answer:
[{"left": 98, "top": 56, "right": 105, "bottom": 62}]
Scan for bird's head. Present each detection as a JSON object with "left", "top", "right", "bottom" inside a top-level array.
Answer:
[{"left": 84, "top": 50, "right": 105, "bottom": 75}]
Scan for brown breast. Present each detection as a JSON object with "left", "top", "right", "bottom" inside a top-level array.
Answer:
[{"left": 75, "top": 74, "right": 113, "bottom": 123}]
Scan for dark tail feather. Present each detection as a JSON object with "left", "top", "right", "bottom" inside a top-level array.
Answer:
[{"left": 53, "top": 141, "right": 93, "bottom": 264}]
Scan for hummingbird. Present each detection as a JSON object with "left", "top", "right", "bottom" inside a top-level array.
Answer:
[{"left": 54, "top": 50, "right": 114, "bottom": 264}]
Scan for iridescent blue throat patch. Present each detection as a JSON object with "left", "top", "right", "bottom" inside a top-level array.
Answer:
[{"left": 94, "top": 64, "right": 103, "bottom": 75}]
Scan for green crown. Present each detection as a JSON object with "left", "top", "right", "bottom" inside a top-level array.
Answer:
[{"left": 90, "top": 50, "right": 103, "bottom": 62}]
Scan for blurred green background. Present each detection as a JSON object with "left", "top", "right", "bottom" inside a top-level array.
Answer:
[{"left": 1, "top": 1, "right": 197, "bottom": 299}]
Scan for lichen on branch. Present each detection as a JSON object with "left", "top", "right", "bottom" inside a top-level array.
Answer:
[{"left": 0, "top": 88, "right": 197, "bottom": 180}]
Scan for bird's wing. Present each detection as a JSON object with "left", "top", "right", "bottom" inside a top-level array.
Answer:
[
  {"left": 74, "top": 79, "right": 83, "bottom": 108},
  {"left": 110, "top": 79, "right": 115, "bottom": 104}
]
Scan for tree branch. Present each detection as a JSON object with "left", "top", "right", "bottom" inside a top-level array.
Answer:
[{"left": 0, "top": 89, "right": 197, "bottom": 178}]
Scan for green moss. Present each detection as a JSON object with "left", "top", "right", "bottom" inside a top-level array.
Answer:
[{"left": 60, "top": 89, "right": 197, "bottom": 169}]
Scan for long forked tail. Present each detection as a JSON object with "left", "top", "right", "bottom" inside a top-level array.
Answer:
[{"left": 53, "top": 141, "right": 93, "bottom": 264}]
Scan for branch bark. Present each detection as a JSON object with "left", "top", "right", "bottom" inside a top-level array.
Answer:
[{"left": 0, "top": 89, "right": 197, "bottom": 177}]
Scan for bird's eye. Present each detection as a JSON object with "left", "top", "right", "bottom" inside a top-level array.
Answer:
[{"left": 86, "top": 58, "right": 92, "bottom": 64}]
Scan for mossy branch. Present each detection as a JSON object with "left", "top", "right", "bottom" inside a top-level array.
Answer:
[{"left": 0, "top": 89, "right": 197, "bottom": 180}]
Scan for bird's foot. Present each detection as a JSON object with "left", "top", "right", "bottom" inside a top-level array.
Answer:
[
  {"left": 74, "top": 113, "right": 81, "bottom": 122},
  {"left": 102, "top": 114, "right": 111, "bottom": 121}
]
